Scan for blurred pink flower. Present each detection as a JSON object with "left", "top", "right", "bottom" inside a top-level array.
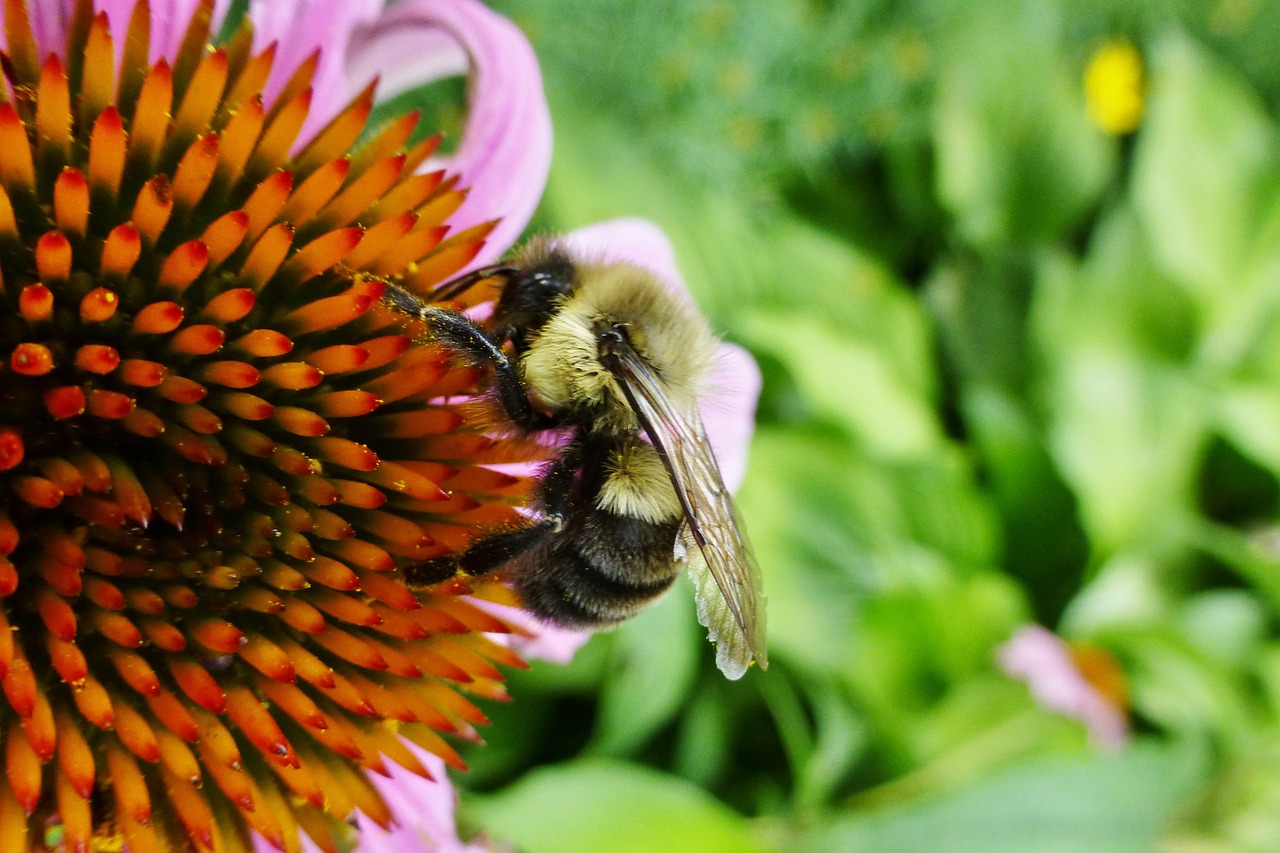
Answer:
[{"left": 998, "top": 624, "right": 1130, "bottom": 750}]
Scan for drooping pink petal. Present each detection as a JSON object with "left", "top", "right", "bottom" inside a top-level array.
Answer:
[
  {"left": 998, "top": 624, "right": 1130, "bottom": 750},
  {"left": 562, "top": 218, "right": 762, "bottom": 492},
  {"left": 344, "top": 0, "right": 552, "bottom": 264}
]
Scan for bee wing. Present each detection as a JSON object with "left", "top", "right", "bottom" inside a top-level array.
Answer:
[
  {"left": 677, "top": 520, "right": 766, "bottom": 680},
  {"left": 612, "top": 349, "right": 767, "bottom": 679}
]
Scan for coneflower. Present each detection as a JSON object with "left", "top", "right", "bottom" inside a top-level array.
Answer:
[{"left": 0, "top": 0, "right": 552, "bottom": 849}]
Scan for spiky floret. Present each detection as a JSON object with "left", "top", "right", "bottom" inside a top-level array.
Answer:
[{"left": 0, "top": 1, "right": 543, "bottom": 850}]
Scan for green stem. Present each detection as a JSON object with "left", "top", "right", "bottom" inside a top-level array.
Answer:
[{"left": 841, "top": 710, "right": 1050, "bottom": 811}]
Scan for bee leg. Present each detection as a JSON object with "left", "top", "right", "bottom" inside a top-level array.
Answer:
[
  {"left": 403, "top": 437, "right": 584, "bottom": 586},
  {"left": 457, "top": 523, "right": 556, "bottom": 576},
  {"left": 533, "top": 436, "right": 586, "bottom": 532},
  {"left": 404, "top": 521, "right": 560, "bottom": 586},
  {"left": 383, "top": 284, "right": 547, "bottom": 431}
]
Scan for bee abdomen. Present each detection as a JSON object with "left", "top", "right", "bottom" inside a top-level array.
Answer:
[
  {"left": 578, "top": 512, "right": 682, "bottom": 585},
  {"left": 515, "top": 513, "right": 682, "bottom": 628}
]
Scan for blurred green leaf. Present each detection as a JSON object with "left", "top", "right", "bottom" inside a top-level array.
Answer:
[
  {"left": 891, "top": 452, "right": 1001, "bottom": 572},
  {"left": 793, "top": 741, "right": 1207, "bottom": 853},
  {"left": 738, "top": 413, "right": 1004, "bottom": 696},
  {"left": 1026, "top": 204, "right": 1211, "bottom": 555},
  {"left": 465, "top": 759, "right": 770, "bottom": 853},
  {"left": 737, "top": 309, "right": 942, "bottom": 460},
  {"left": 1062, "top": 552, "right": 1178, "bottom": 636},
  {"left": 1121, "top": 629, "right": 1256, "bottom": 740},
  {"left": 1253, "top": 644, "right": 1280, "bottom": 719},
  {"left": 590, "top": 581, "right": 701, "bottom": 756},
  {"left": 1223, "top": 204, "right": 1280, "bottom": 375},
  {"left": 849, "top": 571, "right": 1023, "bottom": 727},
  {"left": 796, "top": 681, "right": 870, "bottom": 810},
  {"left": 1132, "top": 32, "right": 1279, "bottom": 302},
  {"left": 675, "top": 683, "right": 737, "bottom": 787},
  {"left": 1045, "top": 345, "right": 1206, "bottom": 554},
  {"left": 1031, "top": 208, "right": 1198, "bottom": 365},
  {"left": 1217, "top": 383, "right": 1280, "bottom": 473},
  {"left": 960, "top": 384, "right": 1089, "bottom": 620},
  {"left": 735, "top": 424, "right": 866, "bottom": 673},
  {"left": 932, "top": 4, "right": 1112, "bottom": 246},
  {"left": 1179, "top": 590, "right": 1268, "bottom": 668}
]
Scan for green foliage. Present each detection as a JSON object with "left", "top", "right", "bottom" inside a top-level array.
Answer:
[
  {"left": 457, "top": 0, "right": 1280, "bottom": 848},
  {"left": 795, "top": 741, "right": 1207, "bottom": 853},
  {"left": 467, "top": 759, "right": 773, "bottom": 853}
]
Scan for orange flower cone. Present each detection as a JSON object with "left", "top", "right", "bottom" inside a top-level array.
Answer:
[{"left": 0, "top": 1, "right": 546, "bottom": 849}]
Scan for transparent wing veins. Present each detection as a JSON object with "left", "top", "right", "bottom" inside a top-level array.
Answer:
[{"left": 611, "top": 348, "right": 767, "bottom": 678}]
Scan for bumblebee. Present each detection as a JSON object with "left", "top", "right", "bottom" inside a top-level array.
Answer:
[{"left": 382, "top": 239, "right": 766, "bottom": 679}]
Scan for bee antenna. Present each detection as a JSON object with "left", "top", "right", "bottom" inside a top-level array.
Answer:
[{"left": 432, "top": 264, "right": 518, "bottom": 302}]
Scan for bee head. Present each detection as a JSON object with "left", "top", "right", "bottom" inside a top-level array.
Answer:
[
  {"left": 494, "top": 241, "right": 578, "bottom": 347},
  {"left": 520, "top": 261, "right": 716, "bottom": 431}
]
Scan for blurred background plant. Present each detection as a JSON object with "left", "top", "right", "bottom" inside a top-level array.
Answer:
[{"left": 382, "top": 0, "right": 1280, "bottom": 849}]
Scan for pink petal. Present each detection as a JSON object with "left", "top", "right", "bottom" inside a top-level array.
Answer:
[
  {"left": 1, "top": 1, "right": 234, "bottom": 68},
  {"left": 84, "top": 3, "right": 136, "bottom": 56},
  {"left": 247, "top": 0, "right": 384, "bottom": 140},
  {"left": 345, "top": 0, "right": 551, "bottom": 264},
  {"left": 562, "top": 218, "right": 762, "bottom": 492},
  {"left": 145, "top": 0, "right": 235, "bottom": 61},
  {"left": 561, "top": 218, "right": 683, "bottom": 288},
  {"left": 356, "top": 743, "right": 508, "bottom": 853},
  {"left": 254, "top": 744, "right": 504, "bottom": 852},
  {"left": 702, "top": 343, "right": 761, "bottom": 493},
  {"left": 998, "top": 624, "right": 1130, "bottom": 750},
  {"left": 472, "top": 598, "right": 592, "bottom": 666},
  {"left": 21, "top": 1, "right": 68, "bottom": 54}
]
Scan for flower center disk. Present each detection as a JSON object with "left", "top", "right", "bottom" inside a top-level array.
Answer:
[{"left": 0, "top": 1, "right": 540, "bottom": 850}]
